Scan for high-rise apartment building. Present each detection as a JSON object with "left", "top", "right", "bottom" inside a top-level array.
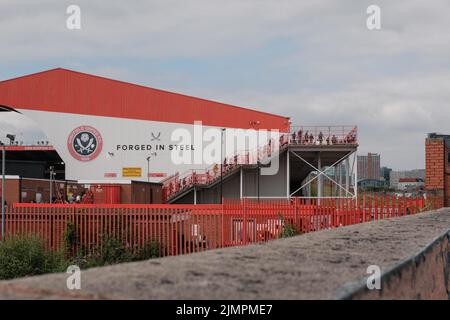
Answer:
[{"left": 357, "top": 153, "right": 381, "bottom": 180}]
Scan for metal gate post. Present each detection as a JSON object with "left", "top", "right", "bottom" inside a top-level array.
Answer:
[
  {"left": 294, "top": 197, "right": 298, "bottom": 229},
  {"left": 221, "top": 197, "right": 225, "bottom": 248},
  {"left": 243, "top": 197, "right": 247, "bottom": 245}
]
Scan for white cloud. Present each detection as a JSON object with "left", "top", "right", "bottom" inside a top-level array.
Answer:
[
  {"left": 0, "top": 0, "right": 449, "bottom": 170},
  {"left": 211, "top": 72, "right": 450, "bottom": 170},
  {"left": 0, "top": 112, "right": 47, "bottom": 144}
]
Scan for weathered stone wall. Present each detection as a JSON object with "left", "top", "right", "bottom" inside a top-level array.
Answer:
[{"left": 341, "top": 230, "right": 450, "bottom": 299}]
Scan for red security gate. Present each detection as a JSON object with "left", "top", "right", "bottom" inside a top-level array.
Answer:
[{"left": 90, "top": 185, "right": 121, "bottom": 204}]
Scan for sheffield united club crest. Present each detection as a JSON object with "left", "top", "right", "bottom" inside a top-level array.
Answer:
[{"left": 67, "top": 126, "right": 103, "bottom": 161}]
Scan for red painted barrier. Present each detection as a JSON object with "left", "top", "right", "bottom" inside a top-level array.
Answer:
[
  {"left": 1, "top": 195, "right": 427, "bottom": 257},
  {"left": 90, "top": 184, "right": 121, "bottom": 204}
]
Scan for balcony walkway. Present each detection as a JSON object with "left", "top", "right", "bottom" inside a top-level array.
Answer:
[{"left": 162, "top": 126, "right": 358, "bottom": 202}]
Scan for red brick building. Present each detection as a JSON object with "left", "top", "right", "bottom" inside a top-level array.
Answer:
[
  {"left": 425, "top": 133, "right": 450, "bottom": 208},
  {"left": 0, "top": 176, "right": 163, "bottom": 205}
]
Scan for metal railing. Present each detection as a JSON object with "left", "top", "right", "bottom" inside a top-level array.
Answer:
[
  {"left": 0, "top": 145, "right": 55, "bottom": 151},
  {"left": 288, "top": 126, "right": 358, "bottom": 146}
]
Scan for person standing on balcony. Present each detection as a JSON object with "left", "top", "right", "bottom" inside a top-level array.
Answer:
[
  {"left": 304, "top": 131, "right": 309, "bottom": 144},
  {"left": 331, "top": 135, "right": 337, "bottom": 144},
  {"left": 318, "top": 131, "right": 323, "bottom": 145},
  {"left": 297, "top": 129, "right": 303, "bottom": 144},
  {"left": 279, "top": 135, "right": 286, "bottom": 148},
  {"left": 309, "top": 133, "right": 314, "bottom": 144}
]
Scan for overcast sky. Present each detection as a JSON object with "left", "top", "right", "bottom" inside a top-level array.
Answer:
[{"left": 1, "top": 0, "right": 449, "bottom": 170}]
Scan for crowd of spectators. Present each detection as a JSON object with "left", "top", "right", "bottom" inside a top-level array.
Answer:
[
  {"left": 288, "top": 128, "right": 357, "bottom": 145},
  {"left": 50, "top": 190, "right": 94, "bottom": 204}
]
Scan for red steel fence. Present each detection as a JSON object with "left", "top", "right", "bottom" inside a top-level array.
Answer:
[{"left": 0, "top": 195, "right": 427, "bottom": 257}]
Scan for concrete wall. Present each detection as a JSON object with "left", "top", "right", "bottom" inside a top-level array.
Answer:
[
  {"left": 244, "top": 152, "right": 288, "bottom": 198},
  {"left": 176, "top": 152, "right": 289, "bottom": 204},
  {"left": 344, "top": 230, "right": 450, "bottom": 300},
  {"left": 198, "top": 171, "right": 241, "bottom": 203},
  {"left": 173, "top": 190, "right": 195, "bottom": 204}
]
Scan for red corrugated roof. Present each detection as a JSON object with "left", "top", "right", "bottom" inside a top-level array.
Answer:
[{"left": 0, "top": 68, "right": 290, "bottom": 131}]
